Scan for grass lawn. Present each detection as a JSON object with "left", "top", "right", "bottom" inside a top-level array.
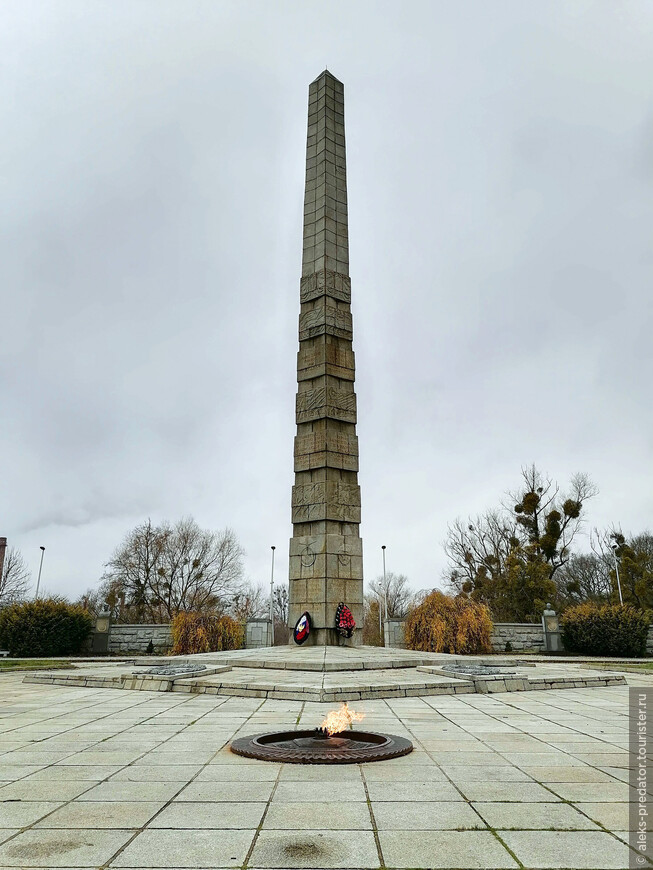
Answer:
[{"left": 0, "top": 659, "right": 72, "bottom": 671}]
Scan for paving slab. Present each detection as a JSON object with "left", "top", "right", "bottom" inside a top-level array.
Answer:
[
  {"left": 109, "top": 764, "right": 203, "bottom": 782},
  {"left": 378, "top": 829, "right": 519, "bottom": 868},
  {"left": 0, "top": 800, "right": 64, "bottom": 827},
  {"left": 546, "top": 781, "right": 633, "bottom": 801},
  {"left": 473, "top": 800, "right": 601, "bottom": 830},
  {"left": 576, "top": 801, "right": 652, "bottom": 831},
  {"left": 372, "top": 799, "right": 484, "bottom": 830},
  {"left": 149, "top": 800, "right": 267, "bottom": 829},
  {"left": 273, "top": 781, "right": 367, "bottom": 802},
  {"left": 365, "top": 780, "right": 464, "bottom": 802},
  {"left": 111, "top": 828, "right": 254, "bottom": 867},
  {"left": 455, "top": 781, "right": 559, "bottom": 802},
  {"left": 440, "top": 763, "right": 531, "bottom": 782},
  {"left": 519, "top": 764, "right": 617, "bottom": 782},
  {"left": 0, "top": 780, "right": 94, "bottom": 801},
  {"left": 249, "top": 829, "right": 379, "bottom": 868},
  {"left": 77, "top": 780, "right": 186, "bottom": 801},
  {"left": 195, "top": 763, "right": 280, "bottom": 781},
  {"left": 500, "top": 829, "right": 631, "bottom": 868},
  {"left": 263, "top": 800, "right": 372, "bottom": 830},
  {"left": 0, "top": 828, "right": 134, "bottom": 867},
  {"left": 174, "top": 780, "right": 275, "bottom": 802},
  {"left": 34, "top": 800, "right": 165, "bottom": 829}
]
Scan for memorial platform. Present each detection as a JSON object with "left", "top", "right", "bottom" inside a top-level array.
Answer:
[{"left": 23, "top": 645, "right": 626, "bottom": 700}]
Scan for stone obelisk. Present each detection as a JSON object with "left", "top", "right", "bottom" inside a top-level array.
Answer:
[{"left": 288, "top": 71, "right": 363, "bottom": 646}]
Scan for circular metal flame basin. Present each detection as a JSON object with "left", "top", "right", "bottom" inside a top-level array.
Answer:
[{"left": 230, "top": 729, "right": 413, "bottom": 764}]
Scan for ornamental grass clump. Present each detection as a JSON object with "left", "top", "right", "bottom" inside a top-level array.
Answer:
[
  {"left": 404, "top": 591, "right": 493, "bottom": 655},
  {"left": 170, "top": 611, "right": 244, "bottom": 655},
  {"left": 561, "top": 603, "right": 649, "bottom": 657},
  {"left": 0, "top": 599, "right": 93, "bottom": 657}
]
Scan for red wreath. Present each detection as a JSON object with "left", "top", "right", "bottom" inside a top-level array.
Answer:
[{"left": 335, "top": 602, "right": 355, "bottom": 638}]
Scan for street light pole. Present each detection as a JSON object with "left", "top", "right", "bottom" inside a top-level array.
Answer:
[
  {"left": 381, "top": 545, "right": 387, "bottom": 620},
  {"left": 35, "top": 546, "right": 45, "bottom": 599},
  {"left": 611, "top": 545, "right": 624, "bottom": 606},
  {"left": 269, "top": 546, "right": 276, "bottom": 646}
]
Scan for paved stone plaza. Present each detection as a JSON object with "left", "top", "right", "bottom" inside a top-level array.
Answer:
[{"left": 0, "top": 664, "right": 649, "bottom": 869}]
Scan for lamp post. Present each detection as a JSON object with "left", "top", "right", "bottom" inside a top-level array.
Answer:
[
  {"left": 611, "top": 544, "right": 624, "bottom": 606},
  {"left": 269, "top": 546, "right": 276, "bottom": 646},
  {"left": 35, "top": 546, "right": 45, "bottom": 599},
  {"left": 381, "top": 545, "right": 388, "bottom": 620}
]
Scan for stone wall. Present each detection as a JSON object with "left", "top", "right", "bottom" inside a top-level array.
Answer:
[
  {"left": 108, "top": 619, "right": 277, "bottom": 654},
  {"left": 491, "top": 623, "right": 545, "bottom": 653},
  {"left": 647, "top": 626, "right": 653, "bottom": 656},
  {"left": 381, "top": 620, "right": 546, "bottom": 653},
  {"left": 108, "top": 624, "right": 172, "bottom": 654}
]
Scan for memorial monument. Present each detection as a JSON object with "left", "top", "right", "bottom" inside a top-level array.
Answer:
[{"left": 288, "top": 71, "right": 363, "bottom": 646}]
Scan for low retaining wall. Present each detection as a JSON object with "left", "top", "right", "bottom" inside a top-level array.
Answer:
[
  {"left": 383, "top": 620, "right": 547, "bottom": 653},
  {"left": 492, "top": 622, "right": 653, "bottom": 655},
  {"left": 647, "top": 626, "right": 653, "bottom": 655},
  {"left": 106, "top": 619, "right": 653, "bottom": 656},
  {"left": 491, "top": 623, "right": 545, "bottom": 653},
  {"left": 108, "top": 624, "right": 172, "bottom": 654},
  {"left": 108, "top": 619, "right": 274, "bottom": 654}
]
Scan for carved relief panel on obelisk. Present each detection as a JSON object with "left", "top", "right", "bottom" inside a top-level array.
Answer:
[{"left": 288, "top": 71, "right": 363, "bottom": 646}]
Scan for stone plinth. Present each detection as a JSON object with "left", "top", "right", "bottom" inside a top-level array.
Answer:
[
  {"left": 384, "top": 619, "right": 406, "bottom": 649},
  {"left": 245, "top": 619, "right": 273, "bottom": 649}
]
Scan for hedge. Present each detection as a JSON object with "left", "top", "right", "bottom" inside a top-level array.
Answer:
[
  {"left": 561, "top": 603, "right": 650, "bottom": 657},
  {"left": 0, "top": 599, "right": 93, "bottom": 657}
]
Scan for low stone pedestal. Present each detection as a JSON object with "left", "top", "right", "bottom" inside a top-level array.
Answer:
[{"left": 245, "top": 619, "right": 273, "bottom": 648}]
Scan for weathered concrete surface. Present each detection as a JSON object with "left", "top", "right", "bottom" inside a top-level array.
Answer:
[{"left": 289, "top": 71, "right": 363, "bottom": 646}]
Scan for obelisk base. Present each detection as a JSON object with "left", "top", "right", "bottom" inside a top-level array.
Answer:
[{"left": 288, "top": 627, "right": 362, "bottom": 647}]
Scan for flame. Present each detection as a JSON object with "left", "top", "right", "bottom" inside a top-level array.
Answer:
[{"left": 320, "top": 703, "right": 365, "bottom": 736}]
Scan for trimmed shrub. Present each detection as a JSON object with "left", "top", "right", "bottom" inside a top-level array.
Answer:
[
  {"left": 0, "top": 599, "right": 93, "bottom": 657},
  {"left": 561, "top": 603, "right": 650, "bottom": 657},
  {"left": 404, "top": 591, "right": 493, "bottom": 655},
  {"left": 170, "top": 612, "right": 244, "bottom": 655}
]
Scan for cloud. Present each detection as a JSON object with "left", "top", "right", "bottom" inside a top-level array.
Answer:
[{"left": 1, "top": 0, "right": 652, "bottom": 598}]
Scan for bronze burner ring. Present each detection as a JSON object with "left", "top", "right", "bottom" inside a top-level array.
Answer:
[{"left": 230, "top": 729, "right": 413, "bottom": 764}]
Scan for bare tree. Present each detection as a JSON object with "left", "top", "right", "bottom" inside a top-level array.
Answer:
[
  {"left": 75, "top": 577, "right": 128, "bottom": 620},
  {"left": 592, "top": 528, "right": 653, "bottom": 608},
  {"left": 101, "top": 517, "right": 244, "bottom": 621},
  {"left": 443, "top": 465, "right": 597, "bottom": 619},
  {"left": 0, "top": 547, "right": 31, "bottom": 607},
  {"left": 102, "top": 519, "right": 168, "bottom": 621},
  {"left": 232, "top": 581, "right": 268, "bottom": 621},
  {"left": 444, "top": 511, "right": 517, "bottom": 595},
  {"left": 273, "top": 583, "right": 289, "bottom": 645},
  {"left": 368, "top": 572, "right": 414, "bottom": 619},
  {"left": 507, "top": 465, "right": 598, "bottom": 576},
  {"left": 273, "top": 584, "right": 288, "bottom": 625},
  {"left": 362, "top": 595, "right": 383, "bottom": 645},
  {"left": 554, "top": 553, "right": 612, "bottom": 604}
]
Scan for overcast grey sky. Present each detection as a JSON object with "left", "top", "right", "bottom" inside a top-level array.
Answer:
[{"left": 2, "top": 0, "right": 652, "bottom": 601}]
